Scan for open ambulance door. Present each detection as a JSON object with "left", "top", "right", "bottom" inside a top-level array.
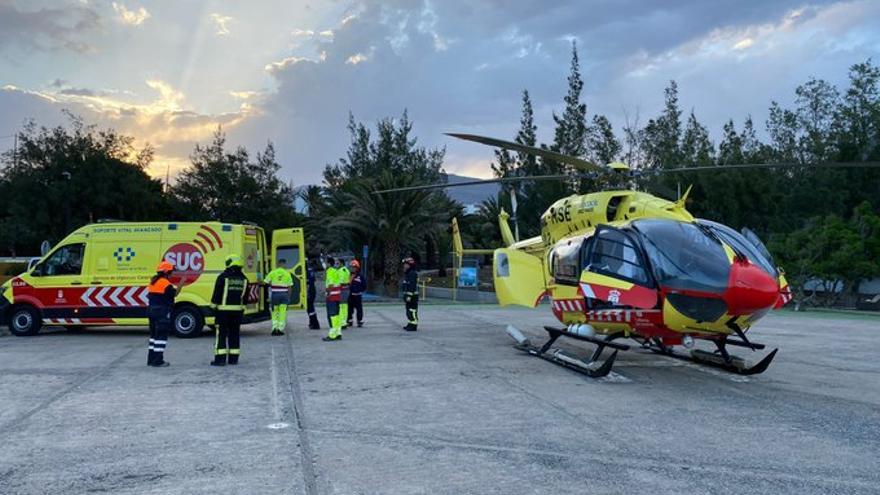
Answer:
[
  {"left": 493, "top": 248, "right": 547, "bottom": 308},
  {"left": 271, "top": 228, "right": 306, "bottom": 309}
]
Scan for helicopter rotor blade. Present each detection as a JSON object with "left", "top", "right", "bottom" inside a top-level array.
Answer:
[
  {"left": 446, "top": 133, "right": 605, "bottom": 172},
  {"left": 647, "top": 161, "right": 880, "bottom": 174},
  {"left": 373, "top": 174, "right": 572, "bottom": 194}
]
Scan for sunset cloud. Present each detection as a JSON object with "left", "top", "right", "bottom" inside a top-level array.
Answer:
[
  {"left": 112, "top": 2, "right": 150, "bottom": 27},
  {"left": 210, "top": 13, "right": 234, "bottom": 36}
]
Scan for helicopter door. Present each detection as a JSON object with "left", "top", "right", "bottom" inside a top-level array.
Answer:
[
  {"left": 581, "top": 226, "right": 658, "bottom": 309},
  {"left": 493, "top": 248, "right": 547, "bottom": 308}
]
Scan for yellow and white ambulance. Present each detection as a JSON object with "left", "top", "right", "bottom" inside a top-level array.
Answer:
[{"left": 0, "top": 221, "right": 306, "bottom": 337}]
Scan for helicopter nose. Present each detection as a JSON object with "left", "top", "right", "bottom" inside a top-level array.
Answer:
[{"left": 723, "top": 259, "right": 779, "bottom": 315}]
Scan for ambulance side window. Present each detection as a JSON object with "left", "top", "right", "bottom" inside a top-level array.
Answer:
[{"left": 39, "top": 243, "right": 86, "bottom": 276}]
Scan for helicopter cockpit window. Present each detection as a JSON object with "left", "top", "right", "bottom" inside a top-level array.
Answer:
[
  {"left": 632, "top": 220, "right": 730, "bottom": 293},
  {"left": 698, "top": 220, "right": 777, "bottom": 278},
  {"left": 587, "top": 228, "right": 650, "bottom": 286},
  {"left": 552, "top": 241, "right": 582, "bottom": 286}
]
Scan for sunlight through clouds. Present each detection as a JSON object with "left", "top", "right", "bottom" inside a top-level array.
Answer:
[
  {"left": 112, "top": 2, "right": 150, "bottom": 26},
  {"left": 210, "top": 13, "right": 234, "bottom": 36}
]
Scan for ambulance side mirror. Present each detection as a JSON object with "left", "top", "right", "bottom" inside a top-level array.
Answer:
[{"left": 30, "top": 263, "right": 44, "bottom": 276}]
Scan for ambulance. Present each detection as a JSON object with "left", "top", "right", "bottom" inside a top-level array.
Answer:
[{"left": 0, "top": 221, "right": 306, "bottom": 337}]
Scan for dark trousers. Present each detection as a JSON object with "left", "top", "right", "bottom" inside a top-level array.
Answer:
[
  {"left": 214, "top": 311, "right": 243, "bottom": 364},
  {"left": 307, "top": 290, "right": 320, "bottom": 328},
  {"left": 148, "top": 307, "right": 171, "bottom": 365},
  {"left": 347, "top": 294, "right": 363, "bottom": 324},
  {"left": 404, "top": 293, "right": 419, "bottom": 330}
]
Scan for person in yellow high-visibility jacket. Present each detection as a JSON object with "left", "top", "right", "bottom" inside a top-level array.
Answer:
[
  {"left": 338, "top": 261, "right": 350, "bottom": 329},
  {"left": 323, "top": 257, "right": 343, "bottom": 341},
  {"left": 264, "top": 258, "right": 294, "bottom": 336}
]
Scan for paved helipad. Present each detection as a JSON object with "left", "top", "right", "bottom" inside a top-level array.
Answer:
[{"left": 0, "top": 305, "right": 878, "bottom": 494}]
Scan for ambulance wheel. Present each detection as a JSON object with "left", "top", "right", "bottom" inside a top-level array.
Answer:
[
  {"left": 9, "top": 305, "right": 42, "bottom": 336},
  {"left": 173, "top": 305, "right": 204, "bottom": 338}
]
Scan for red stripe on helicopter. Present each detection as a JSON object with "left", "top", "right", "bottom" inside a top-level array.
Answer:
[{"left": 551, "top": 299, "right": 584, "bottom": 312}]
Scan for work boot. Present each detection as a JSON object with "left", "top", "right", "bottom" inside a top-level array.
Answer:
[
  {"left": 271, "top": 329, "right": 283, "bottom": 336},
  {"left": 322, "top": 336, "right": 341, "bottom": 342},
  {"left": 228, "top": 355, "right": 239, "bottom": 365},
  {"left": 357, "top": 321, "right": 363, "bottom": 328},
  {"left": 404, "top": 325, "right": 418, "bottom": 332},
  {"left": 150, "top": 361, "right": 170, "bottom": 367},
  {"left": 210, "top": 356, "right": 227, "bottom": 366}
]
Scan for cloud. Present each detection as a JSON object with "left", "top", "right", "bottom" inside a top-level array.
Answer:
[
  {"left": 345, "top": 52, "right": 370, "bottom": 65},
  {"left": 210, "top": 13, "right": 234, "bottom": 36},
  {"left": 293, "top": 28, "right": 334, "bottom": 39},
  {"left": 224, "top": 0, "right": 880, "bottom": 186},
  {"left": 264, "top": 56, "right": 315, "bottom": 74},
  {"left": 0, "top": 81, "right": 252, "bottom": 178},
  {"left": 112, "top": 2, "right": 150, "bottom": 27},
  {"left": 2, "top": 0, "right": 877, "bottom": 188},
  {"left": 0, "top": 3, "right": 100, "bottom": 53}
]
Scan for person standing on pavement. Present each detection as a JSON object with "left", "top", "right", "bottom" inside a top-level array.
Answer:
[
  {"left": 147, "top": 261, "right": 176, "bottom": 367},
  {"left": 338, "top": 259, "right": 351, "bottom": 329},
  {"left": 346, "top": 259, "right": 365, "bottom": 327},
  {"left": 210, "top": 255, "right": 248, "bottom": 366},
  {"left": 306, "top": 257, "right": 320, "bottom": 330},
  {"left": 264, "top": 258, "right": 293, "bottom": 336},
  {"left": 402, "top": 256, "right": 419, "bottom": 332},
  {"left": 323, "top": 256, "right": 343, "bottom": 341}
]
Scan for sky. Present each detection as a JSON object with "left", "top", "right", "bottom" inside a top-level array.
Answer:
[{"left": 0, "top": 0, "right": 878, "bottom": 184}]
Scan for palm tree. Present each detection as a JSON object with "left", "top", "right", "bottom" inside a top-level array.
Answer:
[{"left": 330, "top": 171, "right": 460, "bottom": 294}]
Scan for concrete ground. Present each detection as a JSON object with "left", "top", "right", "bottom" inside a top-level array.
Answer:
[{"left": 0, "top": 305, "right": 878, "bottom": 495}]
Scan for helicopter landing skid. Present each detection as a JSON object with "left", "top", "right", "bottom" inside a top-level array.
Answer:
[
  {"left": 506, "top": 325, "right": 629, "bottom": 378},
  {"left": 646, "top": 338, "right": 778, "bottom": 376}
]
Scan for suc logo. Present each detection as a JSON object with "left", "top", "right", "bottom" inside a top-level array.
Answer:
[{"left": 163, "top": 243, "right": 204, "bottom": 286}]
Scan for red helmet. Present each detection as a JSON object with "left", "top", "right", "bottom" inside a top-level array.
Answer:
[
  {"left": 350, "top": 259, "right": 360, "bottom": 268},
  {"left": 156, "top": 261, "right": 174, "bottom": 273},
  {"left": 402, "top": 256, "right": 415, "bottom": 265}
]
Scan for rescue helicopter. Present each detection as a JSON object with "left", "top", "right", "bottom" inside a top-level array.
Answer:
[{"left": 379, "top": 133, "right": 880, "bottom": 378}]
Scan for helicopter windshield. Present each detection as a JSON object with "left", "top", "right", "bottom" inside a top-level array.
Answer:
[
  {"left": 631, "top": 219, "right": 731, "bottom": 293},
  {"left": 697, "top": 220, "right": 777, "bottom": 278}
]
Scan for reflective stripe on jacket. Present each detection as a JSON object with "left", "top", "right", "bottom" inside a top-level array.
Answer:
[
  {"left": 211, "top": 267, "right": 248, "bottom": 312},
  {"left": 325, "top": 267, "right": 342, "bottom": 302}
]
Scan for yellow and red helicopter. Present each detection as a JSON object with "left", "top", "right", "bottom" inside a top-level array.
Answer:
[{"left": 381, "top": 133, "right": 877, "bottom": 378}]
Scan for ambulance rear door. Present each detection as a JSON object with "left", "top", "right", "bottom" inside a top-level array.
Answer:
[
  {"left": 242, "top": 225, "right": 265, "bottom": 314},
  {"left": 271, "top": 228, "right": 306, "bottom": 310}
]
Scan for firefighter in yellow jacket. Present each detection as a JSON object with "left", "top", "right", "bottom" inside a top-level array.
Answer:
[
  {"left": 264, "top": 258, "right": 294, "bottom": 336},
  {"left": 210, "top": 255, "right": 248, "bottom": 365}
]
